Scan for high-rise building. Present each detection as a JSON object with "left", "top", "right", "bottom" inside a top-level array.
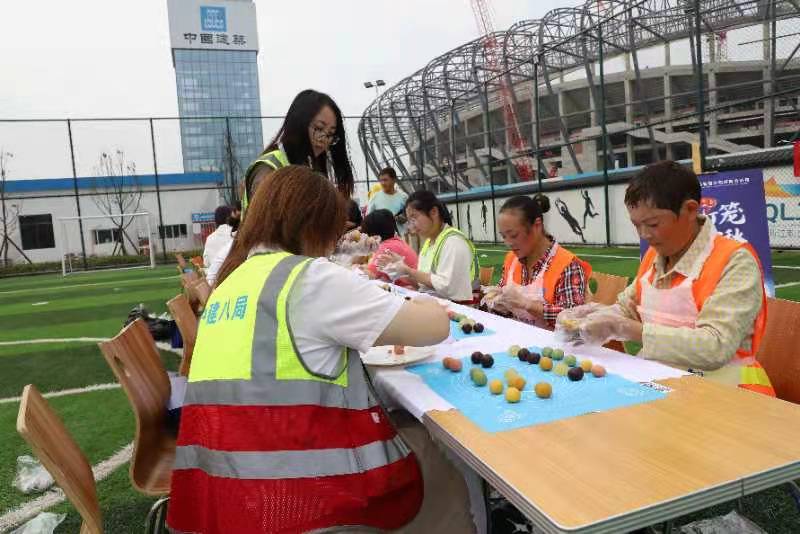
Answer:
[{"left": 167, "top": 0, "right": 263, "bottom": 198}]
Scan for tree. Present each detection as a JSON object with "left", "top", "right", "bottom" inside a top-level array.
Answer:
[
  {"left": 0, "top": 150, "right": 31, "bottom": 266},
  {"left": 91, "top": 150, "right": 143, "bottom": 256}
]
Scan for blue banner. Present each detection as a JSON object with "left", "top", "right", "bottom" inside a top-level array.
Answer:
[
  {"left": 191, "top": 212, "right": 215, "bottom": 223},
  {"left": 640, "top": 168, "right": 774, "bottom": 297}
]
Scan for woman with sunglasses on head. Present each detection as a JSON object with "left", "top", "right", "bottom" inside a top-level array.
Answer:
[{"left": 206, "top": 89, "right": 355, "bottom": 286}]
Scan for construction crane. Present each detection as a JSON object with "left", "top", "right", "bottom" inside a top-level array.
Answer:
[{"left": 470, "top": 0, "right": 534, "bottom": 181}]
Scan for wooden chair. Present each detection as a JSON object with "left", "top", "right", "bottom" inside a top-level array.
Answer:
[
  {"left": 586, "top": 271, "right": 629, "bottom": 306},
  {"left": 756, "top": 297, "right": 800, "bottom": 404},
  {"left": 98, "top": 320, "right": 175, "bottom": 496},
  {"left": 167, "top": 294, "right": 198, "bottom": 377},
  {"left": 17, "top": 384, "right": 103, "bottom": 534}
]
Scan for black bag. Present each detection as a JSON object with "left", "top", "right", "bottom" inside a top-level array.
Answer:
[{"left": 124, "top": 304, "right": 176, "bottom": 342}]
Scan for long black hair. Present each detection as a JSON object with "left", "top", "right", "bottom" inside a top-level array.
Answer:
[
  {"left": 264, "top": 89, "right": 354, "bottom": 196},
  {"left": 406, "top": 190, "right": 452, "bottom": 225},
  {"left": 499, "top": 194, "right": 551, "bottom": 225}
]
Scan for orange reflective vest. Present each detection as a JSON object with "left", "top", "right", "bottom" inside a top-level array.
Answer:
[
  {"left": 634, "top": 235, "right": 775, "bottom": 396},
  {"left": 500, "top": 246, "right": 592, "bottom": 304}
]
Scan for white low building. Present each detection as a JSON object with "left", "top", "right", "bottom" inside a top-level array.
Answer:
[{"left": 1, "top": 172, "right": 226, "bottom": 265}]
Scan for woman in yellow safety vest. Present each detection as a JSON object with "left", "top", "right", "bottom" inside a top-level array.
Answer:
[
  {"left": 378, "top": 190, "right": 478, "bottom": 304},
  {"left": 168, "top": 165, "right": 478, "bottom": 533},
  {"left": 242, "top": 89, "right": 355, "bottom": 210}
]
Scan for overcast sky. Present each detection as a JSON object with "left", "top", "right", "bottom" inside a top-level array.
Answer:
[{"left": 0, "top": 0, "right": 568, "bottom": 185}]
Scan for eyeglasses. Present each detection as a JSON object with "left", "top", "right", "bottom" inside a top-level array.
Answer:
[{"left": 312, "top": 125, "right": 340, "bottom": 146}]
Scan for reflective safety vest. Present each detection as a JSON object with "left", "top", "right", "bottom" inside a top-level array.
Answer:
[
  {"left": 167, "top": 253, "right": 423, "bottom": 534},
  {"left": 241, "top": 149, "right": 289, "bottom": 213},
  {"left": 418, "top": 225, "right": 478, "bottom": 282},
  {"left": 634, "top": 235, "right": 775, "bottom": 397},
  {"left": 500, "top": 245, "right": 593, "bottom": 304}
]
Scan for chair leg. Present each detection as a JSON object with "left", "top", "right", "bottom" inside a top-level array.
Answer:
[
  {"left": 788, "top": 480, "right": 800, "bottom": 512},
  {"left": 144, "top": 496, "right": 169, "bottom": 534}
]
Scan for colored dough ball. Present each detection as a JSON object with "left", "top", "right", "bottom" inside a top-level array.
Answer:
[
  {"left": 448, "top": 310, "right": 457, "bottom": 321},
  {"left": 471, "top": 351, "right": 483, "bottom": 364},
  {"left": 541, "top": 347, "right": 554, "bottom": 358},
  {"left": 534, "top": 382, "right": 552, "bottom": 399},
  {"left": 508, "top": 345, "right": 521, "bottom": 357},
  {"left": 528, "top": 352, "right": 541, "bottom": 365},
  {"left": 517, "top": 348, "right": 530, "bottom": 362},
  {"left": 580, "top": 359, "right": 593, "bottom": 373},
  {"left": 510, "top": 376, "right": 527, "bottom": 390},
  {"left": 564, "top": 354, "right": 577, "bottom": 367},
  {"left": 442, "top": 357, "right": 453, "bottom": 369},
  {"left": 567, "top": 367, "right": 584, "bottom": 382},
  {"left": 505, "top": 387, "right": 521, "bottom": 403},
  {"left": 449, "top": 359, "right": 463, "bottom": 372},
  {"left": 539, "top": 356, "right": 553, "bottom": 371},
  {"left": 504, "top": 369, "right": 519, "bottom": 382},
  {"left": 394, "top": 345, "right": 406, "bottom": 355},
  {"left": 554, "top": 362, "right": 569, "bottom": 376},
  {"left": 552, "top": 348, "right": 565, "bottom": 361},
  {"left": 473, "top": 323, "right": 485, "bottom": 333},
  {"left": 461, "top": 323, "right": 473, "bottom": 334},
  {"left": 591, "top": 364, "right": 607, "bottom": 377},
  {"left": 481, "top": 355, "right": 494, "bottom": 368},
  {"left": 489, "top": 379, "right": 503, "bottom": 395},
  {"left": 471, "top": 368, "right": 487, "bottom": 386}
]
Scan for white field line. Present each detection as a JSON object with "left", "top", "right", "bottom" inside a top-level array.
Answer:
[
  {"left": 0, "top": 337, "right": 109, "bottom": 346},
  {"left": 776, "top": 281, "right": 800, "bottom": 289},
  {"left": 475, "top": 248, "right": 800, "bottom": 269},
  {"left": 0, "top": 383, "right": 121, "bottom": 405},
  {"left": 0, "top": 444, "right": 133, "bottom": 532},
  {"left": 0, "top": 274, "right": 179, "bottom": 296}
]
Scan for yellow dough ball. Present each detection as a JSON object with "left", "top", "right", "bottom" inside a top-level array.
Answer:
[
  {"left": 510, "top": 376, "right": 527, "bottom": 391},
  {"left": 534, "top": 382, "right": 552, "bottom": 399},
  {"left": 505, "top": 387, "right": 521, "bottom": 403},
  {"left": 489, "top": 379, "right": 504, "bottom": 395},
  {"left": 580, "top": 359, "right": 593, "bottom": 373}
]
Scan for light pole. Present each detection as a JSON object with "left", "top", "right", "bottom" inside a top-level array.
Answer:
[{"left": 364, "top": 79, "right": 387, "bottom": 166}]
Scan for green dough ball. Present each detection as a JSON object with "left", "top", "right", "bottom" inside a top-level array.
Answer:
[
  {"left": 554, "top": 362, "right": 569, "bottom": 376},
  {"left": 565, "top": 355, "right": 577, "bottom": 367},
  {"left": 508, "top": 345, "right": 521, "bottom": 357},
  {"left": 552, "top": 349, "right": 565, "bottom": 361},
  {"left": 542, "top": 347, "right": 554, "bottom": 358},
  {"left": 471, "top": 369, "right": 488, "bottom": 386}
]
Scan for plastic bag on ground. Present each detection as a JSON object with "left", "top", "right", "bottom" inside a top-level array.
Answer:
[
  {"left": 679, "top": 510, "right": 767, "bottom": 534},
  {"left": 12, "top": 456, "right": 54, "bottom": 494},
  {"left": 10, "top": 512, "right": 66, "bottom": 534}
]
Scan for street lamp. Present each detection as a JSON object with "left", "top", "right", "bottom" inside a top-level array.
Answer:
[{"left": 363, "top": 79, "right": 388, "bottom": 167}]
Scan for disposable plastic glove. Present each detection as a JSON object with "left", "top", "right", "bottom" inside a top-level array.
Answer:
[
  {"left": 495, "top": 283, "right": 541, "bottom": 323},
  {"left": 578, "top": 306, "right": 641, "bottom": 346}
]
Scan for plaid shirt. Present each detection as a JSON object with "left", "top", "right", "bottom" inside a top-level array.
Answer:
[{"left": 501, "top": 242, "right": 588, "bottom": 327}]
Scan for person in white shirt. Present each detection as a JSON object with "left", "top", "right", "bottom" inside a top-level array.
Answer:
[
  {"left": 202, "top": 206, "right": 233, "bottom": 268},
  {"left": 377, "top": 190, "right": 477, "bottom": 303},
  {"left": 367, "top": 167, "right": 409, "bottom": 236}
]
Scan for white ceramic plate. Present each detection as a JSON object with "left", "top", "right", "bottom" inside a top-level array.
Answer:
[{"left": 362, "top": 345, "right": 437, "bottom": 367}]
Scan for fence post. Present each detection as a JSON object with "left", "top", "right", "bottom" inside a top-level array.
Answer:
[
  {"left": 66, "top": 119, "right": 88, "bottom": 271},
  {"left": 534, "top": 53, "right": 543, "bottom": 193},
  {"left": 598, "top": 20, "right": 611, "bottom": 247},
  {"left": 693, "top": 0, "right": 708, "bottom": 172},
  {"left": 149, "top": 119, "right": 168, "bottom": 262}
]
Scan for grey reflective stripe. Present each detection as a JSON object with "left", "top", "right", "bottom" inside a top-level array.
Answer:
[
  {"left": 174, "top": 437, "right": 411, "bottom": 479},
  {"left": 263, "top": 153, "right": 284, "bottom": 170}
]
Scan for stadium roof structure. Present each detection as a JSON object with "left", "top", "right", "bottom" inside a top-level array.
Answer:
[{"left": 358, "top": 0, "right": 800, "bottom": 190}]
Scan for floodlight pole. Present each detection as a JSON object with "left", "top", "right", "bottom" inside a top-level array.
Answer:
[{"left": 67, "top": 119, "right": 89, "bottom": 271}]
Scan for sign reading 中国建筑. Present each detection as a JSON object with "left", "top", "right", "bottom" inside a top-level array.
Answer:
[{"left": 167, "top": 0, "right": 259, "bottom": 52}]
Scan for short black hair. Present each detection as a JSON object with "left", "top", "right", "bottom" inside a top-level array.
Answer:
[
  {"left": 625, "top": 160, "right": 701, "bottom": 215},
  {"left": 361, "top": 209, "right": 397, "bottom": 241},
  {"left": 214, "top": 205, "right": 233, "bottom": 226},
  {"left": 379, "top": 167, "right": 397, "bottom": 181}
]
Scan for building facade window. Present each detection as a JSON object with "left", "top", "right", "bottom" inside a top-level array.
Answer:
[
  {"left": 159, "top": 224, "right": 188, "bottom": 239},
  {"left": 92, "top": 228, "right": 122, "bottom": 245},
  {"left": 19, "top": 214, "right": 56, "bottom": 250}
]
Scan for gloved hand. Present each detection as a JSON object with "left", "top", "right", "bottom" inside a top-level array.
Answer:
[
  {"left": 493, "top": 283, "right": 542, "bottom": 323},
  {"left": 375, "top": 250, "right": 410, "bottom": 281},
  {"left": 480, "top": 285, "right": 503, "bottom": 309},
  {"left": 555, "top": 303, "right": 618, "bottom": 343},
  {"left": 579, "top": 308, "right": 641, "bottom": 346}
]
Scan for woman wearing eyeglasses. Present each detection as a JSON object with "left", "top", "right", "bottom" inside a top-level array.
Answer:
[
  {"left": 242, "top": 89, "right": 354, "bottom": 208},
  {"left": 207, "top": 90, "right": 355, "bottom": 285}
]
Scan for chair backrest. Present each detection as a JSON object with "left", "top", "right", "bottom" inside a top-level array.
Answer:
[
  {"left": 98, "top": 319, "right": 173, "bottom": 494},
  {"left": 587, "top": 271, "right": 629, "bottom": 306},
  {"left": 175, "top": 253, "right": 187, "bottom": 268},
  {"left": 190, "top": 278, "right": 211, "bottom": 307},
  {"left": 756, "top": 297, "right": 800, "bottom": 404},
  {"left": 17, "top": 385, "right": 102, "bottom": 534},
  {"left": 167, "top": 294, "right": 198, "bottom": 377}
]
